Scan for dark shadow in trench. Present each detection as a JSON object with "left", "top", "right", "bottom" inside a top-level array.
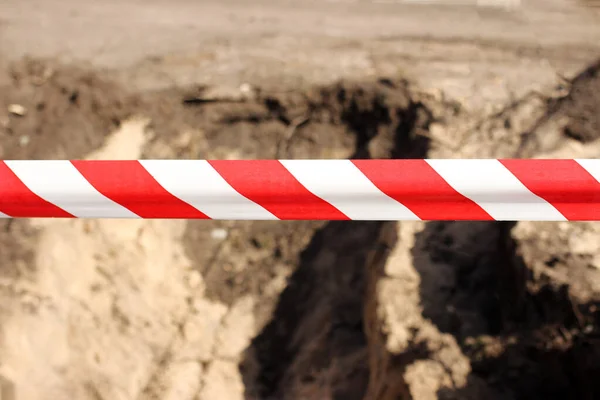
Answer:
[
  {"left": 241, "top": 220, "right": 387, "bottom": 400},
  {"left": 411, "top": 221, "right": 600, "bottom": 400}
]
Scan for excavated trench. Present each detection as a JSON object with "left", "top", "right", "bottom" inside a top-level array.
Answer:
[
  {"left": 235, "top": 62, "right": 600, "bottom": 400},
  {"left": 238, "top": 80, "right": 432, "bottom": 400},
  {"left": 1, "top": 57, "right": 600, "bottom": 400}
]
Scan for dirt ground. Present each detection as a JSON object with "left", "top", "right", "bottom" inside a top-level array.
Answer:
[{"left": 1, "top": 1, "right": 600, "bottom": 399}]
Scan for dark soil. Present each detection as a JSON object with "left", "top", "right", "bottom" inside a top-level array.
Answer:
[
  {"left": 416, "top": 220, "right": 600, "bottom": 400},
  {"left": 552, "top": 58, "right": 600, "bottom": 143},
  {"left": 0, "top": 58, "right": 141, "bottom": 160}
]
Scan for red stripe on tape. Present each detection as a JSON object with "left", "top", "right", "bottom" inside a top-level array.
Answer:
[
  {"left": 353, "top": 159, "right": 493, "bottom": 220},
  {"left": 208, "top": 160, "right": 349, "bottom": 220},
  {"left": 71, "top": 160, "right": 209, "bottom": 219},
  {"left": 500, "top": 159, "right": 600, "bottom": 220},
  {"left": 0, "top": 162, "right": 73, "bottom": 218}
]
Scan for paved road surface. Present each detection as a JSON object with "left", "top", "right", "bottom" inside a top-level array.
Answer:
[{"left": 1, "top": 0, "right": 599, "bottom": 103}]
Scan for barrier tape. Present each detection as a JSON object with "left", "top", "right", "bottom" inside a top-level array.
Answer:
[{"left": 0, "top": 159, "right": 599, "bottom": 221}]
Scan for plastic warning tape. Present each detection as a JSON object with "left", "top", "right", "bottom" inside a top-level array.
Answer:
[{"left": 0, "top": 159, "right": 599, "bottom": 221}]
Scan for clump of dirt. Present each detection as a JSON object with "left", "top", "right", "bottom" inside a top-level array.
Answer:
[
  {"left": 518, "top": 58, "right": 600, "bottom": 156},
  {"left": 551, "top": 58, "right": 600, "bottom": 143},
  {"left": 0, "top": 58, "right": 141, "bottom": 159}
]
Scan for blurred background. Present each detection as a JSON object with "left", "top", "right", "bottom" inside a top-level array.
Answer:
[{"left": 0, "top": 0, "right": 599, "bottom": 399}]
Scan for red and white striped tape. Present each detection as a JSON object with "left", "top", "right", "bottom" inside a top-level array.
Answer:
[{"left": 0, "top": 159, "right": 599, "bottom": 221}]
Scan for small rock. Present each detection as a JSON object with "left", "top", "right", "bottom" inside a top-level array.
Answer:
[
  {"left": 8, "top": 104, "right": 27, "bottom": 117},
  {"left": 239, "top": 83, "right": 252, "bottom": 94},
  {"left": 211, "top": 228, "right": 228, "bottom": 240},
  {"left": 239, "top": 83, "right": 255, "bottom": 100},
  {"left": 19, "top": 135, "right": 30, "bottom": 147}
]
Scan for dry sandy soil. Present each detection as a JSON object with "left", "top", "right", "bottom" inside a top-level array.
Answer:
[{"left": 1, "top": 1, "right": 600, "bottom": 399}]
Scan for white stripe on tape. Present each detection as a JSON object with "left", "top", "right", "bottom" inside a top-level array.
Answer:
[
  {"left": 426, "top": 159, "right": 566, "bottom": 221},
  {"left": 575, "top": 159, "right": 600, "bottom": 183},
  {"left": 5, "top": 161, "right": 139, "bottom": 218},
  {"left": 280, "top": 159, "right": 419, "bottom": 221},
  {"left": 140, "top": 160, "right": 278, "bottom": 220}
]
